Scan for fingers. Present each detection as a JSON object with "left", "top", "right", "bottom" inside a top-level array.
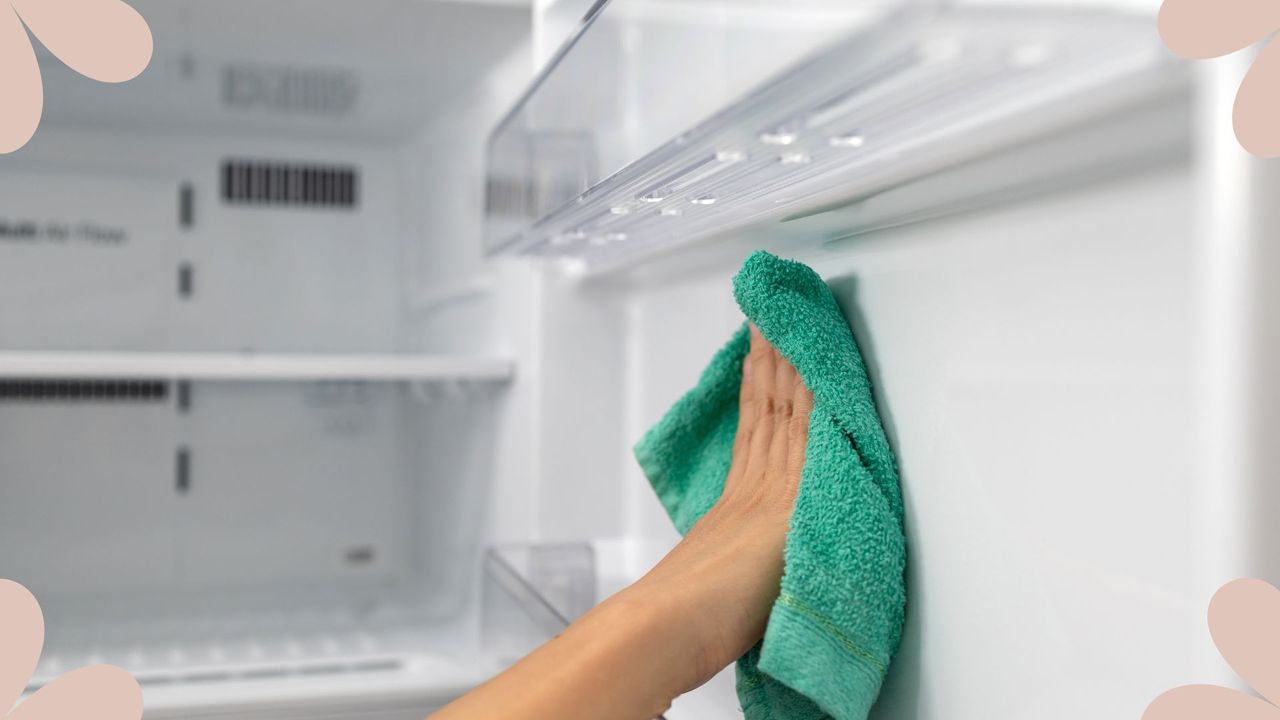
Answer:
[
  {"left": 766, "top": 358, "right": 797, "bottom": 482},
  {"left": 787, "top": 371, "right": 814, "bottom": 496},
  {"left": 738, "top": 326, "right": 773, "bottom": 482},
  {"left": 745, "top": 326, "right": 795, "bottom": 484},
  {"left": 728, "top": 328, "right": 769, "bottom": 493},
  {"left": 727, "top": 325, "right": 812, "bottom": 506},
  {"left": 744, "top": 379, "right": 776, "bottom": 482},
  {"left": 727, "top": 354, "right": 755, "bottom": 487},
  {"left": 749, "top": 325, "right": 777, "bottom": 422},
  {"left": 739, "top": 353, "right": 756, "bottom": 428}
]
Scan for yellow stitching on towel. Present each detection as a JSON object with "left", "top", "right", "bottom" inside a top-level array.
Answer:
[{"left": 777, "top": 593, "right": 887, "bottom": 676}]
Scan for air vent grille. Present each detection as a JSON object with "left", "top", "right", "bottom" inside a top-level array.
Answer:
[
  {"left": 0, "top": 379, "right": 169, "bottom": 403},
  {"left": 222, "top": 160, "right": 358, "bottom": 208}
]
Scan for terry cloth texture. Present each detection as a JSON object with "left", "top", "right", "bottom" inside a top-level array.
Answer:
[{"left": 633, "top": 251, "right": 906, "bottom": 720}]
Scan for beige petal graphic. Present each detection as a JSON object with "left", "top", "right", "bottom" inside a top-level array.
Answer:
[
  {"left": 8, "top": 665, "right": 142, "bottom": 720},
  {"left": 9, "top": 0, "right": 152, "bottom": 83},
  {"left": 1234, "top": 38, "right": 1280, "bottom": 159},
  {"left": 0, "top": 4, "right": 43, "bottom": 154},
  {"left": 1158, "top": 0, "right": 1280, "bottom": 59},
  {"left": 1144, "top": 684, "right": 1280, "bottom": 720},
  {"left": 1207, "top": 579, "right": 1280, "bottom": 705},
  {"left": 0, "top": 581, "right": 43, "bottom": 715}
]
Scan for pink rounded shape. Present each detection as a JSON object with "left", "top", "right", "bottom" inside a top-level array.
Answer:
[
  {"left": 1234, "top": 39, "right": 1280, "bottom": 159},
  {"left": 1158, "top": 0, "right": 1280, "bottom": 60},
  {"left": 1208, "top": 578, "right": 1280, "bottom": 705},
  {"left": 0, "top": 580, "right": 43, "bottom": 715},
  {"left": 1144, "top": 684, "right": 1280, "bottom": 720},
  {"left": 9, "top": 665, "right": 143, "bottom": 720},
  {"left": 0, "top": 4, "right": 43, "bottom": 154},
  {"left": 9, "top": 0, "right": 153, "bottom": 83}
]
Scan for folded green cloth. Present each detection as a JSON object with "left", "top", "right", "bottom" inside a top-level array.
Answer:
[{"left": 634, "top": 251, "right": 906, "bottom": 720}]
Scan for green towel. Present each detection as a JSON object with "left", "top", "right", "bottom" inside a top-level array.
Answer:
[{"left": 633, "top": 251, "right": 906, "bottom": 720}]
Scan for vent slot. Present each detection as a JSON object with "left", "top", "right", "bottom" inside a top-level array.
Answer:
[
  {"left": 179, "top": 183, "right": 195, "bottom": 228},
  {"left": 221, "top": 160, "right": 358, "bottom": 208},
  {"left": 0, "top": 379, "right": 170, "bottom": 403}
]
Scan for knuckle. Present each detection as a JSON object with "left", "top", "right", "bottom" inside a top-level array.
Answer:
[{"left": 788, "top": 414, "right": 809, "bottom": 436}]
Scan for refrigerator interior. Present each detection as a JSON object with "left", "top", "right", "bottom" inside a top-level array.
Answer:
[
  {"left": 0, "top": 0, "right": 1261, "bottom": 718},
  {"left": 0, "top": 1, "right": 536, "bottom": 716}
]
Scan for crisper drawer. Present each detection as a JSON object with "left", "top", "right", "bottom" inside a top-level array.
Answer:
[{"left": 0, "top": 372, "right": 509, "bottom": 713}]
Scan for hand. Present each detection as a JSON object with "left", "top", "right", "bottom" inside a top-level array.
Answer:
[
  {"left": 627, "top": 324, "right": 813, "bottom": 692},
  {"left": 432, "top": 325, "right": 812, "bottom": 720}
]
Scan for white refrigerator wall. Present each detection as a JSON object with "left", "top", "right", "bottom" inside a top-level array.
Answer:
[
  {"left": 0, "top": 127, "right": 414, "bottom": 604},
  {"left": 594, "top": 164, "right": 1211, "bottom": 719},
  {"left": 514, "top": 2, "right": 1223, "bottom": 717}
]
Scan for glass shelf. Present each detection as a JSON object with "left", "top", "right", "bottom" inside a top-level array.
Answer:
[
  {"left": 0, "top": 352, "right": 513, "bottom": 383},
  {"left": 485, "top": 2, "right": 1182, "bottom": 274}
]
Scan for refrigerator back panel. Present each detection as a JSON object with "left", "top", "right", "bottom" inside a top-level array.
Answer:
[
  {"left": 0, "top": 173, "right": 175, "bottom": 350},
  {"left": 0, "top": 2, "right": 527, "bottom": 715}
]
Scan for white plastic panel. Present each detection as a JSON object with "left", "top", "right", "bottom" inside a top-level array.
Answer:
[
  {"left": 1, "top": 129, "right": 404, "bottom": 354},
  {"left": 0, "top": 401, "right": 178, "bottom": 595},
  {"left": 36, "top": 0, "right": 531, "bottom": 141},
  {"left": 178, "top": 382, "right": 408, "bottom": 589},
  {"left": 0, "top": 173, "right": 176, "bottom": 350},
  {"left": 821, "top": 169, "right": 1201, "bottom": 719},
  {"left": 619, "top": 163, "right": 1206, "bottom": 718}
]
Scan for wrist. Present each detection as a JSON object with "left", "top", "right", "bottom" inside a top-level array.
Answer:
[
  {"left": 617, "top": 560, "right": 750, "bottom": 691},
  {"left": 601, "top": 578, "right": 721, "bottom": 696},
  {"left": 621, "top": 514, "right": 787, "bottom": 687}
]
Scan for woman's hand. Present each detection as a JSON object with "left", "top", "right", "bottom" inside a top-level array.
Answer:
[
  {"left": 433, "top": 326, "right": 811, "bottom": 720},
  {"left": 628, "top": 324, "right": 813, "bottom": 690}
]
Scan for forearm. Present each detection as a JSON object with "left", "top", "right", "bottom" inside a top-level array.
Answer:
[
  {"left": 434, "top": 328, "right": 807, "bottom": 719},
  {"left": 433, "top": 581, "right": 702, "bottom": 720}
]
